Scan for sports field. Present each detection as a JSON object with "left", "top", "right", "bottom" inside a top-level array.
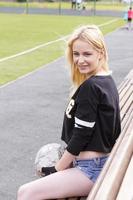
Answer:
[{"left": 0, "top": 13, "right": 125, "bottom": 85}]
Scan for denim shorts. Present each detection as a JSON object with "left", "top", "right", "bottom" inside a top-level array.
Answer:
[{"left": 73, "top": 155, "right": 109, "bottom": 183}]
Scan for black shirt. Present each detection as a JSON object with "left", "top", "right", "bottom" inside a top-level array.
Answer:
[{"left": 61, "top": 75, "right": 121, "bottom": 156}]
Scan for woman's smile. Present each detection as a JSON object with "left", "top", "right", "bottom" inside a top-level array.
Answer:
[{"left": 78, "top": 65, "right": 90, "bottom": 72}]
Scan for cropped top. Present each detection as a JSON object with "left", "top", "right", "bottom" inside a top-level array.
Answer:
[{"left": 61, "top": 75, "right": 121, "bottom": 156}]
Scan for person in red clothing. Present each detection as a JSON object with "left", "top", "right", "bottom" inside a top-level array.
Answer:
[{"left": 127, "top": 7, "right": 133, "bottom": 30}]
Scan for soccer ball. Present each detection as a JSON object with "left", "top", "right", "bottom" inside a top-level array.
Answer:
[{"left": 35, "top": 143, "right": 65, "bottom": 177}]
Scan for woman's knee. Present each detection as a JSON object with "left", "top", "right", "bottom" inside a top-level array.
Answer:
[{"left": 17, "top": 183, "right": 34, "bottom": 200}]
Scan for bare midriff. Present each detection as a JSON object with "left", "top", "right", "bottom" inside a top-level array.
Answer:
[{"left": 76, "top": 151, "right": 109, "bottom": 160}]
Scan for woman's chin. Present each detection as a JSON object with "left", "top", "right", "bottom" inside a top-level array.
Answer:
[{"left": 79, "top": 70, "right": 90, "bottom": 74}]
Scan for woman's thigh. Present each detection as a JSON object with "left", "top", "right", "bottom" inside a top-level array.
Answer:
[{"left": 20, "top": 168, "right": 94, "bottom": 200}]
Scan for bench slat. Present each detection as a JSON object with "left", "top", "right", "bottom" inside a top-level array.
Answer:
[
  {"left": 87, "top": 120, "right": 133, "bottom": 200},
  {"left": 120, "top": 96, "right": 132, "bottom": 123},
  {"left": 119, "top": 79, "right": 132, "bottom": 103},
  {"left": 87, "top": 108, "right": 133, "bottom": 200},
  {"left": 116, "top": 155, "right": 133, "bottom": 200},
  {"left": 118, "top": 70, "right": 133, "bottom": 94},
  {"left": 120, "top": 83, "right": 132, "bottom": 111},
  {"left": 121, "top": 104, "right": 133, "bottom": 130}
]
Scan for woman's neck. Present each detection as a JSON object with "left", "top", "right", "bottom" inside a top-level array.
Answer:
[{"left": 95, "top": 67, "right": 111, "bottom": 76}]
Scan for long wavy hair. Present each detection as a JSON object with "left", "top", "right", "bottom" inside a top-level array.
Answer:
[{"left": 66, "top": 25, "right": 109, "bottom": 91}]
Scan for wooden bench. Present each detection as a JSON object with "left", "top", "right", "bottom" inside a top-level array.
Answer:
[{"left": 57, "top": 69, "right": 133, "bottom": 200}]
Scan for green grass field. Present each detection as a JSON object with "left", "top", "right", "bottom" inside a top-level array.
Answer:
[{"left": 0, "top": 13, "right": 125, "bottom": 85}]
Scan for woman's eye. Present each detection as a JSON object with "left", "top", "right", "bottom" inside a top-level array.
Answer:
[
  {"left": 84, "top": 52, "right": 92, "bottom": 56},
  {"left": 73, "top": 52, "right": 79, "bottom": 56},
  {"left": 73, "top": 52, "right": 92, "bottom": 57}
]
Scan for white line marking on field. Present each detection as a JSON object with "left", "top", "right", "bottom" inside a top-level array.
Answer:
[
  {"left": 0, "top": 36, "right": 68, "bottom": 63},
  {"left": 98, "top": 18, "right": 119, "bottom": 27},
  {"left": 0, "top": 18, "right": 119, "bottom": 63}
]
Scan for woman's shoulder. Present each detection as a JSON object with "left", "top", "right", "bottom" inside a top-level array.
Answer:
[
  {"left": 80, "top": 77, "right": 96, "bottom": 91},
  {"left": 81, "top": 75, "right": 112, "bottom": 88},
  {"left": 80, "top": 75, "right": 115, "bottom": 95},
  {"left": 81, "top": 76, "right": 97, "bottom": 87},
  {"left": 78, "top": 76, "right": 100, "bottom": 97}
]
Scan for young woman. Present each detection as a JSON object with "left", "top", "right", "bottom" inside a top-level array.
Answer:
[{"left": 17, "top": 25, "right": 121, "bottom": 200}]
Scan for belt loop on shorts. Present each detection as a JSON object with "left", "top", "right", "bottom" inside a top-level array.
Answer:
[
  {"left": 93, "top": 157, "right": 100, "bottom": 165},
  {"left": 73, "top": 159, "right": 77, "bottom": 167}
]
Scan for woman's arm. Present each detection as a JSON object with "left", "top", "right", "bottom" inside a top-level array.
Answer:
[{"left": 55, "top": 150, "right": 76, "bottom": 171}]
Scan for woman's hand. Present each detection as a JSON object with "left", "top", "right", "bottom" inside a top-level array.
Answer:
[
  {"left": 41, "top": 166, "right": 57, "bottom": 176},
  {"left": 37, "top": 150, "right": 75, "bottom": 177},
  {"left": 55, "top": 150, "right": 75, "bottom": 171}
]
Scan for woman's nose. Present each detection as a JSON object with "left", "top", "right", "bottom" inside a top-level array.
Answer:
[{"left": 78, "top": 55, "right": 85, "bottom": 63}]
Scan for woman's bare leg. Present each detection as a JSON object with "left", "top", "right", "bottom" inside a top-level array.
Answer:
[{"left": 17, "top": 168, "right": 94, "bottom": 200}]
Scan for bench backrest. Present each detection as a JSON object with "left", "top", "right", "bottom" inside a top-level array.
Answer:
[{"left": 87, "top": 69, "right": 133, "bottom": 200}]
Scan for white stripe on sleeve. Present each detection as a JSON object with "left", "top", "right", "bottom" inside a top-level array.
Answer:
[
  {"left": 74, "top": 124, "right": 83, "bottom": 128},
  {"left": 75, "top": 117, "right": 95, "bottom": 128}
]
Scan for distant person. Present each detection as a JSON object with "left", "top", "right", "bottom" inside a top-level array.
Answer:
[
  {"left": 127, "top": 7, "right": 133, "bottom": 30},
  {"left": 17, "top": 25, "right": 121, "bottom": 200},
  {"left": 82, "top": 0, "right": 86, "bottom": 10},
  {"left": 71, "top": 0, "right": 76, "bottom": 10},
  {"left": 76, "top": 0, "right": 82, "bottom": 10}
]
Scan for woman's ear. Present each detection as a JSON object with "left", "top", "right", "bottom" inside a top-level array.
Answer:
[{"left": 99, "top": 50, "right": 104, "bottom": 60}]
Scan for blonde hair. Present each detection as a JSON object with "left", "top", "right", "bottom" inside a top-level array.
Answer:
[{"left": 66, "top": 25, "right": 109, "bottom": 89}]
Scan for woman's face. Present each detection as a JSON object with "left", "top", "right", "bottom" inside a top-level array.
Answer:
[{"left": 72, "top": 39, "right": 102, "bottom": 74}]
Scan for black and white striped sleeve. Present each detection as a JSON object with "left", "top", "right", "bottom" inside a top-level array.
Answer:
[{"left": 66, "top": 81, "right": 99, "bottom": 155}]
